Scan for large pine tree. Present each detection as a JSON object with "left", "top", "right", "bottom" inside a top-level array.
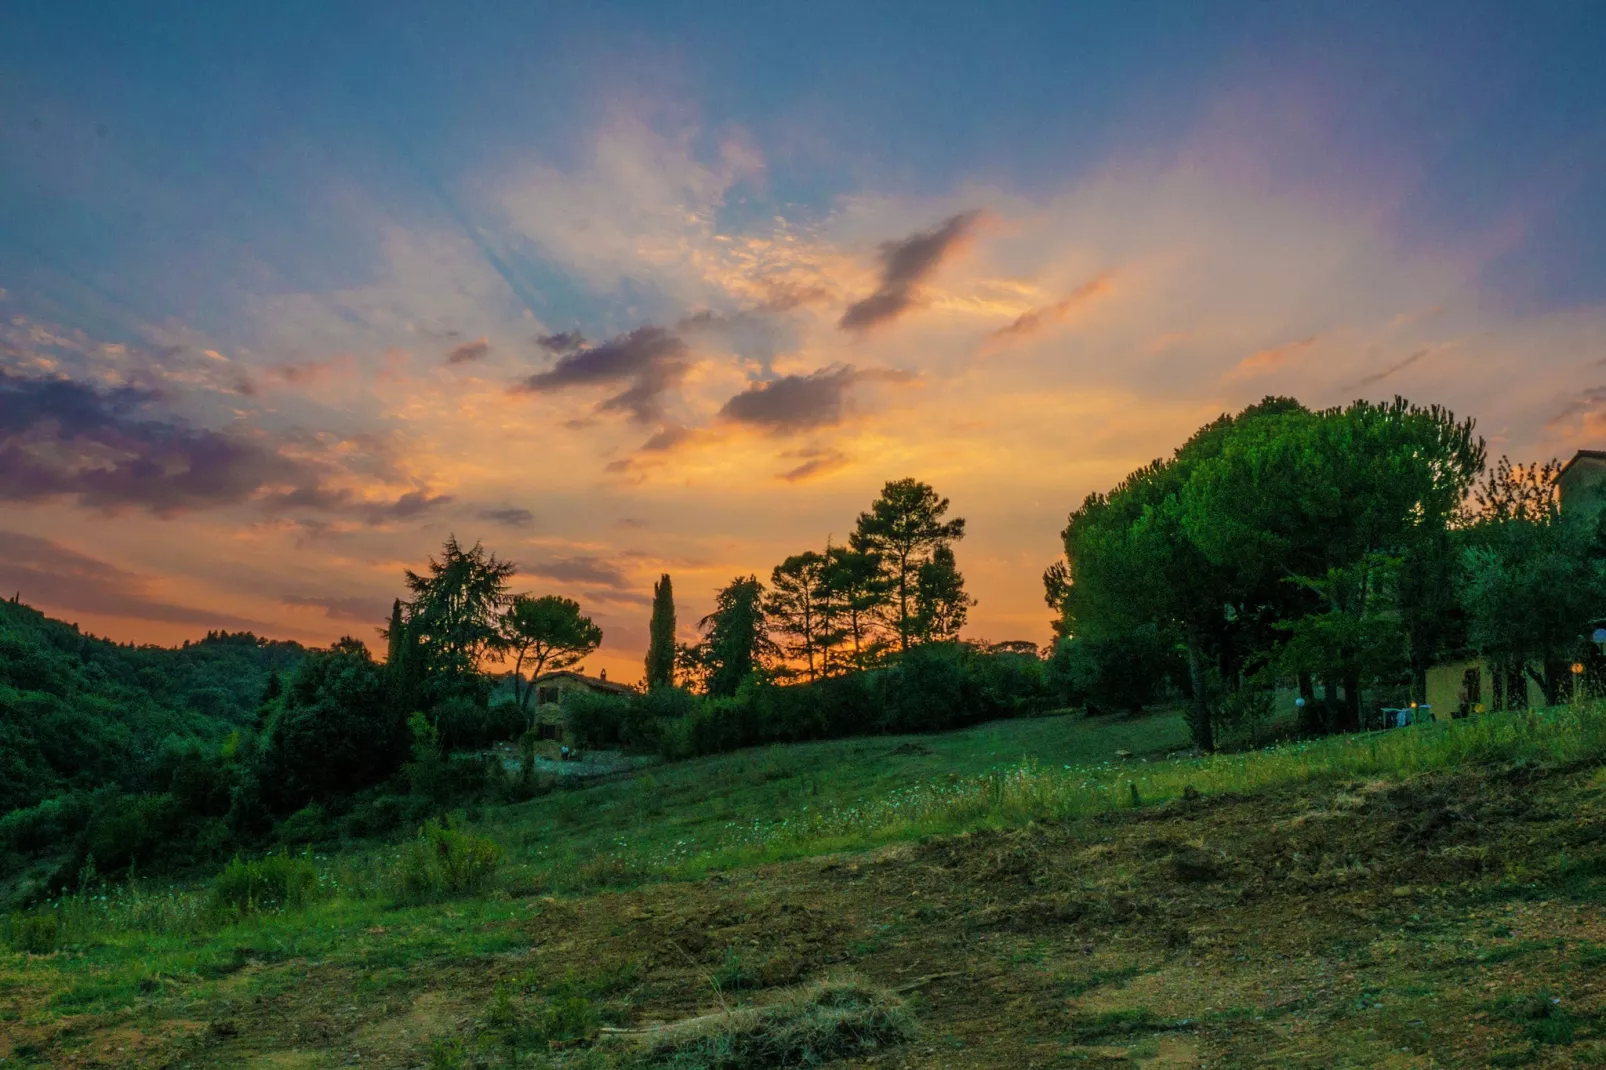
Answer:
[{"left": 644, "top": 573, "right": 677, "bottom": 689}]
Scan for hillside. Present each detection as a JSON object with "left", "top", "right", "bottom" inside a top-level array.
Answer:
[
  {"left": 0, "top": 598, "right": 305, "bottom": 816},
  {"left": 4, "top": 704, "right": 1606, "bottom": 1067}
]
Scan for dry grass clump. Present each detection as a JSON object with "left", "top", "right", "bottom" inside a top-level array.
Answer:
[{"left": 617, "top": 977, "right": 914, "bottom": 1068}]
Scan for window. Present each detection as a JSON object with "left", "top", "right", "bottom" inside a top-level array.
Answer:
[{"left": 537, "top": 686, "right": 559, "bottom": 706}]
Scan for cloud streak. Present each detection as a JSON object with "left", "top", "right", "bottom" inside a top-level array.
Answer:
[
  {"left": 445, "top": 337, "right": 491, "bottom": 364},
  {"left": 0, "top": 372, "right": 314, "bottom": 514},
  {"left": 1227, "top": 333, "right": 1321, "bottom": 381},
  {"left": 985, "top": 273, "right": 1116, "bottom": 349},
  {"left": 718, "top": 365, "right": 912, "bottom": 432},
  {"left": 516, "top": 326, "right": 689, "bottom": 422},
  {"left": 839, "top": 211, "right": 981, "bottom": 331},
  {"left": 0, "top": 530, "right": 268, "bottom": 629}
]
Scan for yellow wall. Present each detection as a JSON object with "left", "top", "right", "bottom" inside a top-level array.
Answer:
[{"left": 1425, "top": 658, "right": 1546, "bottom": 720}]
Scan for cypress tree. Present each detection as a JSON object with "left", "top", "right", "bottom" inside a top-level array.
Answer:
[{"left": 645, "top": 574, "right": 677, "bottom": 689}]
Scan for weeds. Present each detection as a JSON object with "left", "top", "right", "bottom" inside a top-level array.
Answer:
[
  {"left": 2, "top": 911, "right": 59, "bottom": 953},
  {"left": 209, "top": 851, "right": 322, "bottom": 918},
  {"left": 389, "top": 817, "right": 505, "bottom": 906}
]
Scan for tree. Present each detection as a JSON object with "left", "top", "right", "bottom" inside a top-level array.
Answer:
[
  {"left": 852, "top": 478, "right": 966, "bottom": 652},
  {"left": 1462, "top": 496, "right": 1606, "bottom": 707},
  {"left": 913, "top": 543, "right": 974, "bottom": 642},
  {"left": 501, "top": 595, "right": 603, "bottom": 717},
  {"left": 644, "top": 574, "right": 678, "bottom": 689},
  {"left": 1179, "top": 397, "right": 1484, "bottom": 728},
  {"left": 766, "top": 551, "right": 829, "bottom": 680},
  {"left": 696, "top": 576, "right": 777, "bottom": 698},
  {"left": 400, "top": 536, "right": 517, "bottom": 698},
  {"left": 258, "top": 638, "right": 409, "bottom": 812},
  {"left": 823, "top": 544, "right": 887, "bottom": 671}
]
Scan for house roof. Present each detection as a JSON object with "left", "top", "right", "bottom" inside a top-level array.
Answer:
[
  {"left": 530, "top": 669, "right": 636, "bottom": 695},
  {"left": 1558, "top": 449, "right": 1606, "bottom": 481}
]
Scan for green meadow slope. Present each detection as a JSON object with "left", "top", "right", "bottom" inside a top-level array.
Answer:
[{"left": 5, "top": 704, "right": 1606, "bottom": 1068}]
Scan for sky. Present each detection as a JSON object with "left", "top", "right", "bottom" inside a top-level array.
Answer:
[{"left": 2, "top": 1, "right": 1605, "bottom": 682}]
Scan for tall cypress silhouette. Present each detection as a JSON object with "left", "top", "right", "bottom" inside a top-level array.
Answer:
[{"left": 644, "top": 574, "right": 677, "bottom": 689}]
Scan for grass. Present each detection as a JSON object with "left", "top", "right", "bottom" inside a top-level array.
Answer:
[
  {"left": 5, "top": 701, "right": 1606, "bottom": 1066},
  {"left": 618, "top": 977, "right": 916, "bottom": 1068}
]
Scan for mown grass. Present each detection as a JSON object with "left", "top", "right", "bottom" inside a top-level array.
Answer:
[{"left": 5, "top": 701, "right": 1606, "bottom": 1065}]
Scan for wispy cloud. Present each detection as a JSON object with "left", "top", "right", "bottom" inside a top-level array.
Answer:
[
  {"left": 777, "top": 447, "right": 850, "bottom": 482},
  {"left": 516, "top": 326, "right": 690, "bottom": 423},
  {"left": 840, "top": 211, "right": 981, "bottom": 331},
  {"left": 477, "top": 505, "right": 536, "bottom": 526},
  {"left": 0, "top": 530, "right": 269, "bottom": 629},
  {"left": 1227, "top": 333, "right": 1321, "bottom": 381},
  {"left": 718, "top": 365, "right": 913, "bottom": 432},
  {"left": 1351, "top": 346, "right": 1434, "bottom": 389},
  {"left": 445, "top": 337, "right": 491, "bottom": 364},
  {"left": 984, "top": 272, "right": 1116, "bottom": 349},
  {"left": 280, "top": 593, "right": 390, "bottom": 623}
]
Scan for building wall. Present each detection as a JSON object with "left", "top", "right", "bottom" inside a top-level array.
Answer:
[
  {"left": 1425, "top": 658, "right": 1546, "bottom": 721},
  {"left": 1559, "top": 454, "right": 1606, "bottom": 514}
]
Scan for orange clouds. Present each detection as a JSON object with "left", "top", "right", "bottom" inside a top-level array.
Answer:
[
  {"left": 982, "top": 271, "right": 1117, "bottom": 352},
  {"left": 1227, "top": 334, "right": 1320, "bottom": 380}
]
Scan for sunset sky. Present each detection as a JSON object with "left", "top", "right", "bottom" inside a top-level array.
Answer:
[{"left": 2, "top": 2, "right": 1604, "bottom": 682}]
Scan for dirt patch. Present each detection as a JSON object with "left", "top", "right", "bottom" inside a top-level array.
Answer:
[{"left": 13, "top": 761, "right": 1606, "bottom": 1067}]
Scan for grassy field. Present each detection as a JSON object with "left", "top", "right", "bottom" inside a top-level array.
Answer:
[{"left": 6, "top": 703, "right": 1606, "bottom": 1068}]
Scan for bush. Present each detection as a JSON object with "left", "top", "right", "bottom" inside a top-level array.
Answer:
[
  {"left": 388, "top": 817, "right": 504, "bottom": 906},
  {"left": 432, "top": 697, "right": 524, "bottom": 753},
  {"left": 274, "top": 804, "right": 329, "bottom": 846},
  {"left": 1046, "top": 626, "right": 1174, "bottom": 713},
  {"left": 0, "top": 791, "right": 95, "bottom": 857},
  {"left": 256, "top": 642, "right": 408, "bottom": 813},
  {"left": 3, "top": 911, "right": 60, "bottom": 954},
  {"left": 208, "top": 852, "right": 321, "bottom": 917},
  {"left": 564, "top": 690, "right": 631, "bottom": 747}
]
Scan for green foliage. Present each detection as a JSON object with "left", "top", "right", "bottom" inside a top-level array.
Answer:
[
  {"left": 1046, "top": 626, "right": 1172, "bottom": 712},
  {"left": 388, "top": 817, "right": 504, "bottom": 906},
  {"left": 1050, "top": 396, "right": 1488, "bottom": 748},
  {"left": 853, "top": 477, "right": 968, "bottom": 653},
  {"left": 401, "top": 535, "right": 517, "bottom": 696},
  {"left": 258, "top": 639, "right": 408, "bottom": 813},
  {"left": 766, "top": 551, "right": 830, "bottom": 681},
  {"left": 431, "top": 696, "right": 524, "bottom": 753},
  {"left": 658, "top": 644, "right": 1051, "bottom": 759},
  {"left": 564, "top": 689, "right": 634, "bottom": 748},
  {"left": 645, "top": 573, "right": 679, "bottom": 689},
  {"left": 208, "top": 852, "right": 321, "bottom": 917},
  {"left": 502, "top": 593, "right": 603, "bottom": 713},
  {"left": 695, "top": 576, "right": 777, "bottom": 698},
  {"left": 3, "top": 910, "right": 60, "bottom": 953},
  {"left": 913, "top": 542, "right": 974, "bottom": 643},
  {"left": 1462, "top": 505, "right": 1606, "bottom": 706},
  {"left": 0, "top": 599, "right": 304, "bottom": 816}
]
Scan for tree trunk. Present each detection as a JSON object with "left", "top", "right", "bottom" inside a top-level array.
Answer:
[
  {"left": 1297, "top": 671, "right": 1321, "bottom": 734},
  {"left": 1185, "top": 634, "right": 1214, "bottom": 753},
  {"left": 1340, "top": 670, "right": 1362, "bottom": 733}
]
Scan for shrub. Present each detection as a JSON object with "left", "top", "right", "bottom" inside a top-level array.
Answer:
[
  {"left": 256, "top": 642, "right": 408, "bottom": 813},
  {"left": 3, "top": 911, "right": 60, "bottom": 954},
  {"left": 208, "top": 852, "right": 321, "bottom": 917},
  {"left": 1046, "top": 626, "right": 1174, "bottom": 713},
  {"left": 432, "top": 696, "right": 524, "bottom": 753},
  {"left": 388, "top": 817, "right": 504, "bottom": 906},
  {"left": 564, "top": 690, "right": 631, "bottom": 747},
  {"left": 275, "top": 804, "right": 329, "bottom": 846}
]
